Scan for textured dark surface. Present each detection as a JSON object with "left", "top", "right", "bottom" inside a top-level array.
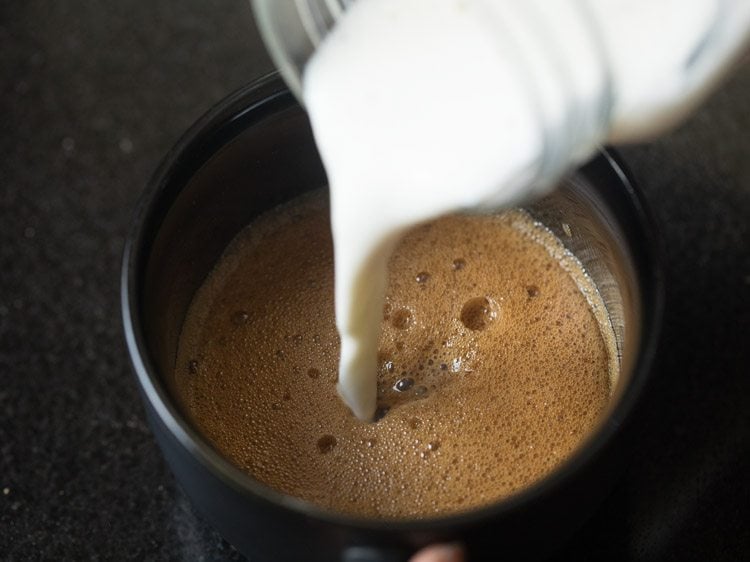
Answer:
[{"left": 1, "top": 1, "right": 748, "bottom": 560}]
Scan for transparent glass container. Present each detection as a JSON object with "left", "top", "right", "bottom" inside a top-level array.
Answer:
[
  {"left": 251, "top": 0, "right": 614, "bottom": 196},
  {"left": 250, "top": 0, "right": 750, "bottom": 203},
  {"left": 251, "top": 0, "right": 750, "bottom": 136},
  {"left": 251, "top": 0, "right": 350, "bottom": 99}
]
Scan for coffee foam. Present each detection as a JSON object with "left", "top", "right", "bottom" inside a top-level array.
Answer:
[{"left": 174, "top": 191, "right": 616, "bottom": 519}]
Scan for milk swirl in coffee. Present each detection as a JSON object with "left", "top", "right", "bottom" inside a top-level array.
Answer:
[{"left": 174, "top": 191, "right": 616, "bottom": 518}]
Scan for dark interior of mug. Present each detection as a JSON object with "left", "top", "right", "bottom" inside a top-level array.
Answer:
[
  {"left": 138, "top": 90, "right": 643, "bottom": 512},
  {"left": 142, "top": 96, "right": 326, "bottom": 397}
]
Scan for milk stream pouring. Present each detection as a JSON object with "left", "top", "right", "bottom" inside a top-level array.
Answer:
[{"left": 252, "top": 0, "right": 750, "bottom": 420}]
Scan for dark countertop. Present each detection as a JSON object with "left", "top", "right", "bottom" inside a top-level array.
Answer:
[{"left": 1, "top": 2, "right": 748, "bottom": 560}]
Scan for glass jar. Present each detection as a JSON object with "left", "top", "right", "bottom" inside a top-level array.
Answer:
[
  {"left": 252, "top": 0, "right": 750, "bottom": 141},
  {"left": 252, "top": 0, "right": 350, "bottom": 99}
]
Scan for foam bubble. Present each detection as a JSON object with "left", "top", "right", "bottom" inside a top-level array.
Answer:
[
  {"left": 391, "top": 308, "right": 412, "bottom": 330},
  {"left": 460, "top": 297, "right": 498, "bottom": 331},
  {"left": 317, "top": 435, "right": 337, "bottom": 454},
  {"left": 231, "top": 311, "right": 249, "bottom": 326},
  {"left": 394, "top": 377, "right": 414, "bottom": 392},
  {"left": 187, "top": 359, "right": 199, "bottom": 375}
]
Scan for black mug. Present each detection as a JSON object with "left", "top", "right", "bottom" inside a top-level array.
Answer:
[{"left": 121, "top": 73, "right": 663, "bottom": 561}]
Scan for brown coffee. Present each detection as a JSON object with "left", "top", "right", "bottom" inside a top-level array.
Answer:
[{"left": 174, "top": 191, "right": 616, "bottom": 519}]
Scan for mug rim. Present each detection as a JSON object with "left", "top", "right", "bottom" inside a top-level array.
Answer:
[{"left": 121, "top": 72, "right": 665, "bottom": 532}]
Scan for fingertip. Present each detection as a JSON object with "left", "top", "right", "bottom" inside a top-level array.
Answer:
[{"left": 409, "top": 542, "right": 466, "bottom": 562}]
